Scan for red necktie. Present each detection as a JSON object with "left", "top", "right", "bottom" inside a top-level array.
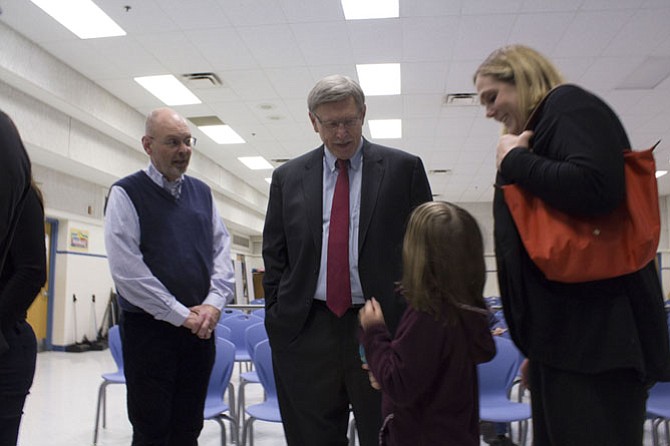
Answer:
[{"left": 327, "top": 159, "right": 351, "bottom": 317}]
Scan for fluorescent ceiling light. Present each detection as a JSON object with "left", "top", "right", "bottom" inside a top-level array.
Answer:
[
  {"left": 341, "top": 0, "right": 399, "bottom": 20},
  {"left": 189, "top": 116, "right": 245, "bottom": 144},
  {"left": 30, "top": 0, "right": 126, "bottom": 39},
  {"left": 199, "top": 125, "right": 245, "bottom": 144},
  {"left": 265, "top": 177, "right": 273, "bottom": 184},
  {"left": 656, "top": 170, "right": 668, "bottom": 178},
  {"left": 239, "top": 156, "right": 274, "bottom": 170},
  {"left": 134, "top": 75, "right": 201, "bottom": 106},
  {"left": 356, "top": 63, "right": 401, "bottom": 96},
  {"left": 369, "top": 119, "right": 402, "bottom": 139}
]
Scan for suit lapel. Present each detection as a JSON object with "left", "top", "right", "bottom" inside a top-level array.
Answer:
[
  {"left": 360, "top": 141, "right": 384, "bottom": 251},
  {"left": 301, "top": 147, "right": 325, "bottom": 253}
]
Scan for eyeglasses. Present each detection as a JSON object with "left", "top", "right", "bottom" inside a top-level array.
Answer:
[
  {"left": 148, "top": 136, "right": 197, "bottom": 148},
  {"left": 312, "top": 112, "right": 362, "bottom": 132}
]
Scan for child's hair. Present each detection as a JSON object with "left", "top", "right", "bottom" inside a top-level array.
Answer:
[{"left": 401, "top": 201, "right": 487, "bottom": 324}]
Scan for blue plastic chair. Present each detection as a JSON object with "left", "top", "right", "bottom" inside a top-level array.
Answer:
[
  {"left": 251, "top": 308, "right": 265, "bottom": 319},
  {"left": 241, "top": 339, "right": 282, "bottom": 446},
  {"left": 485, "top": 296, "right": 502, "bottom": 309},
  {"left": 219, "top": 314, "right": 263, "bottom": 373},
  {"left": 646, "top": 381, "right": 670, "bottom": 446},
  {"left": 478, "top": 336, "right": 530, "bottom": 446},
  {"left": 93, "top": 325, "right": 125, "bottom": 445},
  {"left": 238, "top": 322, "right": 269, "bottom": 424},
  {"left": 204, "top": 337, "right": 239, "bottom": 446},
  {"left": 215, "top": 323, "right": 232, "bottom": 341},
  {"left": 220, "top": 308, "right": 245, "bottom": 320}
]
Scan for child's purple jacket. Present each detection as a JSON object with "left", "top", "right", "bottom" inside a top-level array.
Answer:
[{"left": 360, "top": 305, "right": 496, "bottom": 446}]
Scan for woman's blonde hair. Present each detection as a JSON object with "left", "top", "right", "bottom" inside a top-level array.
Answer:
[
  {"left": 474, "top": 45, "right": 565, "bottom": 131},
  {"left": 401, "top": 201, "right": 487, "bottom": 324}
]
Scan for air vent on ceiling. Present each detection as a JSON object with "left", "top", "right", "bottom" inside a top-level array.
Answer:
[
  {"left": 429, "top": 169, "right": 452, "bottom": 175},
  {"left": 444, "top": 93, "right": 478, "bottom": 106},
  {"left": 182, "top": 72, "right": 222, "bottom": 89},
  {"left": 188, "top": 116, "right": 224, "bottom": 127},
  {"left": 271, "top": 158, "right": 290, "bottom": 164},
  {"left": 232, "top": 234, "right": 250, "bottom": 248}
]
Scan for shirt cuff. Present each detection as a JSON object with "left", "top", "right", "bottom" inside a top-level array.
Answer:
[
  {"left": 162, "top": 304, "right": 190, "bottom": 327},
  {"left": 203, "top": 292, "right": 226, "bottom": 312}
]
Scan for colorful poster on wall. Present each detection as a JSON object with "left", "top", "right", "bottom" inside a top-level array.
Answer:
[{"left": 70, "top": 229, "right": 89, "bottom": 252}]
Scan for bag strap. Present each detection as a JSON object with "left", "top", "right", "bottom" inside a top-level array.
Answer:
[{"left": 523, "top": 84, "right": 567, "bottom": 131}]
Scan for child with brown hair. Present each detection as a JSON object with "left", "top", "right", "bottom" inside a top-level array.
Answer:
[{"left": 359, "top": 201, "right": 495, "bottom": 445}]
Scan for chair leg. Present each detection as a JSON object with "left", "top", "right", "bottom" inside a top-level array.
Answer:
[
  {"left": 227, "top": 383, "right": 237, "bottom": 423},
  {"left": 221, "top": 414, "right": 238, "bottom": 445},
  {"left": 238, "top": 380, "right": 247, "bottom": 426},
  {"left": 101, "top": 386, "right": 106, "bottom": 428},
  {"left": 250, "top": 419, "right": 254, "bottom": 446},
  {"left": 93, "top": 382, "right": 108, "bottom": 445},
  {"left": 241, "top": 417, "right": 256, "bottom": 446},
  {"left": 211, "top": 417, "right": 227, "bottom": 446}
]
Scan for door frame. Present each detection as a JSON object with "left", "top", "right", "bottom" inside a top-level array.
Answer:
[{"left": 45, "top": 217, "right": 58, "bottom": 350}]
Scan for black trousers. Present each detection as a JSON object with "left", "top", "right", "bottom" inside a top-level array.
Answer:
[
  {"left": 272, "top": 300, "right": 381, "bottom": 446},
  {"left": 0, "top": 320, "right": 37, "bottom": 446},
  {"left": 121, "top": 312, "right": 215, "bottom": 446},
  {"left": 529, "top": 360, "right": 648, "bottom": 446}
]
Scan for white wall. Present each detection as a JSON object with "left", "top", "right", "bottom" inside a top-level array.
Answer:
[{"left": 51, "top": 219, "right": 113, "bottom": 347}]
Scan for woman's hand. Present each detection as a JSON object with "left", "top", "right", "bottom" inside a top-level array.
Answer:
[
  {"left": 362, "top": 363, "right": 381, "bottom": 390},
  {"left": 359, "top": 297, "right": 385, "bottom": 330},
  {"left": 496, "top": 130, "right": 533, "bottom": 170}
]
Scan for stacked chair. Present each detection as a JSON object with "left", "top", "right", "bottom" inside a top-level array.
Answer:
[
  {"left": 238, "top": 322, "right": 269, "bottom": 425},
  {"left": 478, "top": 336, "right": 531, "bottom": 446},
  {"left": 241, "top": 339, "right": 283, "bottom": 445},
  {"left": 203, "top": 337, "right": 239, "bottom": 445},
  {"left": 93, "top": 325, "right": 126, "bottom": 446}
]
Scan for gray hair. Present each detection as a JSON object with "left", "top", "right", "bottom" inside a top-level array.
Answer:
[{"left": 307, "top": 75, "right": 365, "bottom": 113}]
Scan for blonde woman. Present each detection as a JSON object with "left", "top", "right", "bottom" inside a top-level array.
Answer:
[{"left": 474, "top": 44, "right": 670, "bottom": 446}]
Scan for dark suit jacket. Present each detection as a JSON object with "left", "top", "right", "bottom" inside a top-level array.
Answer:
[{"left": 262, "top": 139, "right": 432, "bottom": 350}]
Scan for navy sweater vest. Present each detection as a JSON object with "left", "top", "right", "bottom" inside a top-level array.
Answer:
[{"left": 114, "top": 171, "right": 214, "bottom": 311}]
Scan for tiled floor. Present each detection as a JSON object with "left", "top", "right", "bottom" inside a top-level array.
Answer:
[
  {"left": 16, "top": 349, "right": 659, "bottom": 446},
  {"left": 18, "top": 349, "right": 287, "bottom": 446}
]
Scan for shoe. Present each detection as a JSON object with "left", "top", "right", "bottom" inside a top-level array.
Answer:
[{"left": 489, "top": 435, "right": 518, "bottom": 446}]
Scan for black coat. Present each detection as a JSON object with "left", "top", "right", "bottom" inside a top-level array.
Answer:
[{"left": 494, "top": 84, "right": 670, "bottom": 381}]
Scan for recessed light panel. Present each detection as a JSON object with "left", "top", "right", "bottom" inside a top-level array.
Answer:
[
  {"left": 356, "top": 64, "right": 401, "bottom": 96},
  {"left": 134, "top": 75, "right": 201, "bottom": 106},
  {"left": 341, "top": 0, "right": 399, "bottom": 20},
  {"left": 199, "top": 125, "right": 245, "bottom": 144},
  {"left": 31, "top": 0, "right": 126, "bottom": 39},
  {"left": 239, "top": 156, "right": 274, "bottom": 170},
  {"left": 369, "top": 119, "right": 402, "bottom": 139}
]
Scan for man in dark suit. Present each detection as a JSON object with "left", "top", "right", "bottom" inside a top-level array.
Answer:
[{"left": 262, "top": 74, "right": 432, "bottom": 446}]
